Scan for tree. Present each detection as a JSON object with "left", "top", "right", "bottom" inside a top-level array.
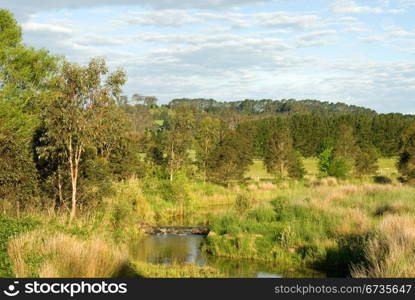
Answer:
[
  {"left": 194, "top": 116, "right": 222, "bottom": 182},
  {"left": 0, "top": 10, "right": 58, "bottom": 109},
  {"left": 318, "top": 141, "right": 352, "bottom": 179},
  {"left": 287, "top": 151, "right": 306, "bottom": 179},
  {"left": 354, "top": 141, "right": 379, "bottom": 176},
  {"left": 0, "top": 100, "right": 38, "bottom": 207},
  {"left": 262, "top": 118, "right": 303, "bottom": 179},
  {"left": 207, "top": 128, "right": 254, "bottom": 184},
  {"left": 131, "top": 93, "right": 158, "bottom": 107},
  {"left": 0, "top": 10, "right": 21, "bottom": 49},
  {"left": 41, "top": 57, "right": 126, "bottom": 222},
  {"left": 318, "top": 145, "right": 334, "bottom": 175},
  {"left": 161, "top": 107, "right": 195, "bottom": 181},
  {"left": 319, "top": 124, "right": 357, "bottom": 178},
  {"left": 397, "top": 124, "right": 415, "bottom": 181},
  {"left": 333, "top": 124, "right": 358, "bottom": 159},
  {"left": 0, "top": 10, "right": 58, "bottom": 211}
]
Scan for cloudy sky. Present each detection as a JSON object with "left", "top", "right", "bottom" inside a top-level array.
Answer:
[{"left": 2, "top": 0, "right": 415, "bottom": 113}]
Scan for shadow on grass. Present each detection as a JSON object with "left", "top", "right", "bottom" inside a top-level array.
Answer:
[
  {"left": 312, "top": 234, "right": 370, "bottom": 277},
  {"left": 113, "top": 261, "right": 144, "bottom": 278}
]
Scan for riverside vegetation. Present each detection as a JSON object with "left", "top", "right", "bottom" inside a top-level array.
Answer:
[{"left": 1, "top": 9, "right": 415, "bottom": 278}]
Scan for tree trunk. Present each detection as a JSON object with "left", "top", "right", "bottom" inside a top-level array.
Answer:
[
  {"left": 68, "top": 140, "right": 81, "bottom": 223},
  {"left": 57, "top": 172, "right": 63, "bottom": 210},
  {"left": 69, "top": 175, "right": 77, "bottom": 222}
]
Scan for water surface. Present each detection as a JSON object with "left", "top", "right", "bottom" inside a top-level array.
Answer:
[{"left": 132, "top": 233, "right": 325, "bottom": 278}]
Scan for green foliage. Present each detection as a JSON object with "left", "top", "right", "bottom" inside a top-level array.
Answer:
[
  {"left": 0, "top": 216, "right": 38, "bottom": 277},
  {"left": 146, "top": 106, "right": 195, "bottom": 181},
  {"left": 0, "top": 10, "right": 21, "bottom": 49},
  {"left": 288, "top": 151, "right": 306, "bottom": 179},
  {"left": 260, "top": 118, "right": 305, "bottom": 179},
  {"left": 373, "top": 176, "right": 392, "bottom": 185},
  {"left": 247, "top": 206, "right": 277, "bottom": 222},
  {"left": 327, "top": 158, "right": 352, "bottom": 179},
  {"left": 159, "top": 177, "right": 190, "bottom": 205},
  {"left": 207, "top": 128, "right": 254, "bottom": 184},
  {"left": 39, "top": 57, "right": 127, "bottom": 220},
  {"left": 398, "top": 124, "right": 415, "bottom": 181},
  {"left": 334, "top": 124, "right": 358, "bottom": 159},
  {"left": 0, "top": 101, "right": 39, "bottom": 205},
  {"left": 355, "top": 141, "right": 379, "bottom": 176},
  {"left": 194, "top": 116, "right": 223, "bottom": 181},
  {"left": 234, "top": 193, "right": 252, "bottom": 214},
  {"left": 318, "top": 146, "right": 334, "bottom": 175}
]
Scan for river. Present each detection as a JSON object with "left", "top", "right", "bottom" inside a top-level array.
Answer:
[{"left": 132, "top": 233, "right": 325, "bottom": 278}]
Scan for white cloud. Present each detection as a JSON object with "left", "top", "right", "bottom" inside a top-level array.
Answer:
[
  {"left": 0, "top": 0, "right": 280, "bottom": 20},
  {"left": 122, "top": 9, "right": 200, "bottom": 27},
  {"left": 254, "top": 12, "right": 320, "bottom": 29},
  {"left": 298, "top": 30, "right": 337, "bottom": 41},
  {"left": 22, "top": 22, "right": 73, "bottom": 33},
  {"left": 330, "top": 0, "right": 404, "bottom": 14},
  {"left": 2, "top": 0, "right": 414, "bottom": 113}
]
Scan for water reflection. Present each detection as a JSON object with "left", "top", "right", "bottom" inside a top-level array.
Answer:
[{"left": 132, "top": 234, "right": 325, "bottom": 278}]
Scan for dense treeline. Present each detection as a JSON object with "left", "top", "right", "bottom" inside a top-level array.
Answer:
[
  {"left": 1, "top": 9, "right": 415, "bottom": 221},
  {"left": 168, "top": 98, "right": 414, "bottom": 158},
  {"left": 169, "top": 98, "right": 377, "bottom": 115}
]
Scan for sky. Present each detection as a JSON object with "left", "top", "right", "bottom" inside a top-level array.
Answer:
[{"left": 1, "top": 0, "right": 415, "bottom": 113}]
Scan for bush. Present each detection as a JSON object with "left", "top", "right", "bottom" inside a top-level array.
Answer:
[
  {"left": 247, "top": 206, "right": 276, "bottom": 223},
  {"left": 234, "top": 193, "right": 252, "bottom": 214},
  {"left": 327, "top": 158, "right": 351, "bottom": 179},
  {"left": 270, "top": 196, "right": 288, "bottom": 219},
  {"left": 373, "top": 176, "right": 392, "bottom": 185},
  {"left": 288, "top": 151, "right": 306, "bottom": 179}
]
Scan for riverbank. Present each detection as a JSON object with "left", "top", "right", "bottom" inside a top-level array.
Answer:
[
  {"left": 1, "top": 157, "right": 415, "bottom": 278},
  {"left": 202, "top": 182, "right": 415, "bottom": 277}
]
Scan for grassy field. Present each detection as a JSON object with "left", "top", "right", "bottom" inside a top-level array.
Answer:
[
  {"left": 202, "top": 182, "right": 415, "bottom": 277},
  {"left": 246, "top": 158, "right": 398, "bottom": 181},
  {"left": 2, "top": 157, "right": 413, "bottom": 278}
]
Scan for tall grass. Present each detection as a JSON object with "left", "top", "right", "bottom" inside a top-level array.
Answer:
[
  {"left": 132, "top": 261, "right": 224, "bottom": 278},
  {"left": 8, "top": 230, "right": 129, "bottom": 278},
  {"left": 352, "top": 215, "right": 415, "bottom": 278},
  {"left": 203, "top": 181, "right": 415, "bottom": 276}
]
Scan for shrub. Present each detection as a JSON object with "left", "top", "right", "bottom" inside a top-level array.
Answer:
[
  {"left": 373, "top": 176, "right": 392, "bottom": 185},
  {"left": 247, "top": 206, "right": 276, "bottom": 223},
  {"left": 234, "top": 193, "right": 252, "bottom": 214},
  {"left": 327, "top": 158, "right": 351, "bottom": 179},
  {"left": 288, "top": 151, "right": 306, "bottom": 179},
  {"left": 270, "top": 196, "right": 288, "bottom": 219},
  {"left": 374, "top": 203, "right": 405, "bottom": 216}
]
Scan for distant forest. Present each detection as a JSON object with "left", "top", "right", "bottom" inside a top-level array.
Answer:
[{"left": 123, "top": 98, "right": 414, "bottom": 160}]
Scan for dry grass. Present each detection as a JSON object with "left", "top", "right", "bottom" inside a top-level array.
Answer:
[
  {"left": 351, "top": 215, "right": 415, "bottom": 278},
  {"left": 374, "top": 202, "right": 407, "bottom": 216},
  {"left": 8, "top": 230, "right": 128, "bottom": 278},
  {"left": 231, "top": 185, "right": 241, "bottom": 193},
  {"left": 334, "top": 209, "right": 373, "bottom": 236},
  {"left": 320, "top": 177, "right": 338, "bottom": 186},
  {"left": 132, "top": 261, "right": 224, "bottom": 278},
  {"left": 247, "top": 184, "right": 258, "bottom": 192},
  {"left": 258, "top": 182, "right": 277, "bottom": 190}
]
